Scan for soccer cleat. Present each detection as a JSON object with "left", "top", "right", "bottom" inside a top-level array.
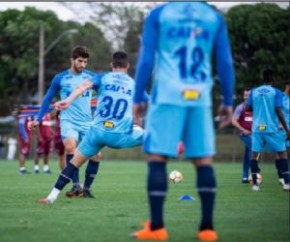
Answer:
[
  {"left": 65, "top": 185, "right": 83, "bottom": 197},
  {"left": 198, "top": 229, "right": 218, "bottom": 241},
  {"left": 34, "top": 169, "right": 40, "bottom": 174},
  {"left": 82, "top": 189, "right": 95, "bottom": 198},
  {"left": 242, "top": 178, "right": 249, "bottom": 184},
  {"left": 251, "top": 185, "right": 260, "bottom": 191},
  {"left": 282, "top": 184, "right": 290, "bottom": 191},
  {"left": 38, "top": 197, "right": 54, "bottom": 204},
  {"left": 19, "top": 169, "right": 31, "bottom": 175},
  {"left": 131, "top": 221, "right": 168, "bottom": 240}
]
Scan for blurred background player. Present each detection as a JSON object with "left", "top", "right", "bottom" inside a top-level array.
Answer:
[
  {"left": 29, "top": 46, "right": 101, "bottom": 197},
  {"left": 246, "top": 69, "right": 290, "bottom": 191},
  {"left": 132, "top": 2, "right": 235, "bottom": 241},
  {"left": 33, "top": 112, "right": 53, "bottom": 174},
  {"left": 17, "top": 110, "right": 33, "bottom": 174},
  {"left": 276, "top": 80, "right": 290, "bottom": 185},
  {"left": 7, "top": 136, "right": 17, "bottom": 161},
  {"left": 232, "top": 88, "right": 261, "bottom": 183}
]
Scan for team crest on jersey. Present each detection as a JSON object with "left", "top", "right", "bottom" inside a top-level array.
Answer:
[
  {"left": 103, "top": 121, "right": 115, "bottom": 129},
  {"left": 182, "top": 89, "right": 200, "bottom": 100},
  {"left": 258, "top": 125, "right": 267, "bottom": 131}
]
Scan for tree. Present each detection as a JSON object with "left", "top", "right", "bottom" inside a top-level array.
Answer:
[
  {"left": 225, "top": 3, "right": 290, "bottom": 97},
  {"left": 0, "top": 7, "right": 110, "bottom": 114},
  {"left": 60, "top": 2, "right": 153, "bottom": 51}
]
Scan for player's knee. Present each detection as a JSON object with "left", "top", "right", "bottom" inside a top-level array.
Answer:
[{"left": 90, "top": 152, "right": 102, "bottom": 162}]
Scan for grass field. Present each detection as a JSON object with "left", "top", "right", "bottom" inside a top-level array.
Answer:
[{"left": 0, "top": 160, "right": 289, "bottom": 242}]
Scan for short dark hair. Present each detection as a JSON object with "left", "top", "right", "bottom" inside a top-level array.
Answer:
[
  {"left": 263, "top": 69, "right": 274, "bottom": 83},
  {"left": 71, "top": 46, "right": 89, "bottom": 59},
  {"left": 112, "top": 51, "right": 129, "bottom": 68},
  {"left": 284, "top": 80, "right": 290, "bottom": 86}
]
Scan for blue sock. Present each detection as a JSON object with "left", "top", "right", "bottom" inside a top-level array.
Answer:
[
  {"left": 147, "top": 162, "right": 167, "bottom": 230},
  {"left": 275, "top": 159, "right": 283, "bottom": 179},
  {"left": 84, "top": 160, "right": 100, "bottom": 190},
  {"left": 250, "top": 159, "right": 259, "bottom": 185},
  {"left": 242, "top": 146, "right": 251, "bottom": 179},
  {"left": 54, "top": 163, "right": 78, "bottom": 190},
  {"left": 197, "top": 166, "right": 216, "bottom": 231},
  {"left": 66, "top": 154, "right": 79, "bottom": 185},
  {"left": 277, "top": 159, "right": 290, "bottom": 184}
]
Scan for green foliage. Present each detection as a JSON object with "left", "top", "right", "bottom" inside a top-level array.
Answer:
[
  {"left": 226, "top": 3, "right": 290, "bottom": 97},
  {"left": 0, "top": 7, "right": 110, "bottom": 114}
]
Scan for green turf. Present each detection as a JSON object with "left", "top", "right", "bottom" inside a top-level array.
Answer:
[{"left": 0, "top": 160, "right": 289, "bottom": 242}]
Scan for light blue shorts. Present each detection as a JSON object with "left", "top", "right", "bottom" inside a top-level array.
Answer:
[
  {"left": 252, "top": 131, "right": 286, "bottom": 152},
  {"left": 78, "top": 125, "right": 144, "bottom": 157},
  {"left": 143, "top": 104, "right": 215, "bottom": 158},
  {"left": 60, "top": 120, "right": 91, "bottom": 143}
]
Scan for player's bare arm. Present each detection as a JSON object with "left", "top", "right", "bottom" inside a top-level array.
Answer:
[
  {"left": 54, "top": 80, "right": 93, "bottom": 110},
  {"left": 218, "top": 105, "right": 233, "bottom": 130},
  {"left": 275, "top": 107, "right": 290, "bottom": 139}
]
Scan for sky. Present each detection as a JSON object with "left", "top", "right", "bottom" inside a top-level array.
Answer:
[{"left": 0, "top": 2, "right": 288, "bottom": 22}]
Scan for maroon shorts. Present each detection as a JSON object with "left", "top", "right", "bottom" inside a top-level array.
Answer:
[
  {"left": 37, "top": 138, "right": 52, "bottom": 155},
  {"left": 19, "top": 137, "right": 31, "bottom": 155}
]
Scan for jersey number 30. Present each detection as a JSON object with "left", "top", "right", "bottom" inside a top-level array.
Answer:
[{"left": 99, "top": 96, "right": 128, "bottom": 120}]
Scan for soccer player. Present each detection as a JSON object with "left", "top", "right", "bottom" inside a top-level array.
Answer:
[
  {"left": 275, "top": 80, "right": 290, "bottom": 185},
  {"left": 33, "top": 113, "right": 53, "bottom": 174},
  {"left": 246, "top": 69, "right": 290, "bottom": 191},
  {"left": 132, "top": 2, "right": 235, "bottom": 241},
  {"left": 232, "top": 88, "right": 261, "bottom": 183},
  {"left": 29, "top": 46, "right": 101, "bottom": 197},
  {"left": 38, "top": 51, "right": 147, "bottom": 204},
  {"left": 281, "top": 80, "right": 290, "bottom": 157},
  {"left": 17, "top": 112, "right": 33, "bottom": 174}
]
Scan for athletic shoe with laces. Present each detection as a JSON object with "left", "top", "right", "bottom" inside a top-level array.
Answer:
[
  {"left": 82, "top": 189, "right": 95, "bottom": 198},
  {"left": 65, "top": 184, "right": 83, "bottom": 197},
  {"left": 252, "top": 185, "right": 260, "bottom": 191},
  {"left": 282, "top": 183, "right": 290, "bottom": 191},
  {"left": 131, "top": 221, "right": 168, "bottom": 240},
  {"left": 198, "top": 229, "right": 218, "bottom": 241}
]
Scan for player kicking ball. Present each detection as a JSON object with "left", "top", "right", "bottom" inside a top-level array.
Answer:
[{"left": 38, "top": 51, "right": 147, "bottom": 204}]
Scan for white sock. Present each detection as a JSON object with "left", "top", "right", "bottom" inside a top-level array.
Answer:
[
  {"left": 34, "top": 165, "right": 39, "bottom": 171},
  {"left": 43, "top": 165, "right": 49, "bottom": 172},
  {"left": 47, "top": 188, "right": 60, "bottom": 202},
  {"left": 20, "top": 167, "right": 26, "bottom": 171}
]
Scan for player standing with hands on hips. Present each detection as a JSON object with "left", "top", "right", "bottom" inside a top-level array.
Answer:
[{"left": 132, "top": 2, "right": 235, "bottom": 241}]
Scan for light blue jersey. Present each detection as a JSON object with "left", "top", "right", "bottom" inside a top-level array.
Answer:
[
  {"left": 247, "top": 85, "right": 283, "bottom": 133},
  {"left": 77, "top": 72, "right": 147, "bottom": 158},
  {"left": 133, "top": 2, "right": 234, "bottom": 157},
  {"left": 92, "top": 72, "right": 137, "bottom": 133},
  {"left": 134, "top": 2, "right": 234, "bottom": 107},
  {"left": 37, "top": 69, "right": 95, "bottom": 128},
  {"left": 247, "top": 85, "right": 285, "bottom": 152}
]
